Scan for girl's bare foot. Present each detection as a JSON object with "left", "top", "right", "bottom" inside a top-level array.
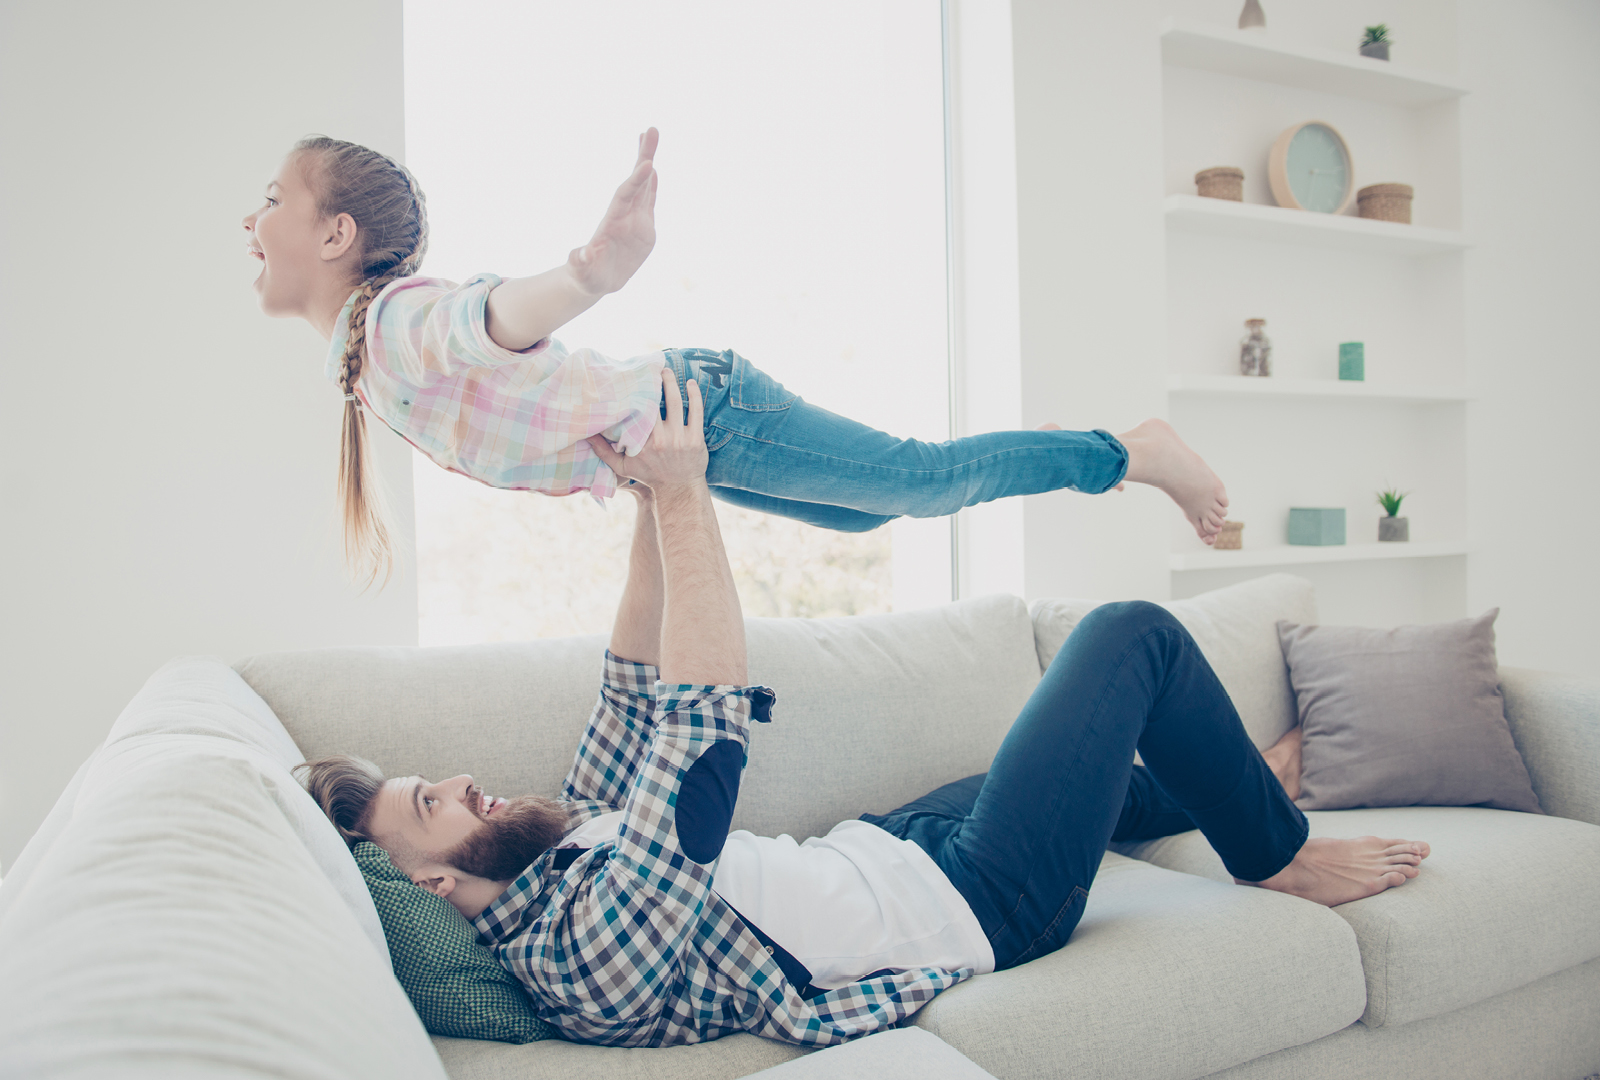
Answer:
[
  {"left": 1243, "top": 836, "right": 1432, "bottom": 907},
  {"left": 1115, "top": 418, "right": 1229, "bottom": 542},
  {"left": 1261, "top": 726, "right": 1304, "bottom": 801}
]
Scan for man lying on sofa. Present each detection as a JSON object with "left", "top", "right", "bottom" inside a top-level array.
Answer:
[{"left": 301, "top": 371, "right": 1430, "bottom": 1049}]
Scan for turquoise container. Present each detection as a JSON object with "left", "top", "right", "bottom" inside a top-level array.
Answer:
[
  {"left": 1339, "top": 342, "right": 1365, "bottom": 381},
  {"left": 1288, "top": 508, "right": 1346, "bottom": 546}
]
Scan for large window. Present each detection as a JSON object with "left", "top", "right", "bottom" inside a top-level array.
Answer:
[{"left": 404, "top": 1, "right": 951, "bottom": 644}]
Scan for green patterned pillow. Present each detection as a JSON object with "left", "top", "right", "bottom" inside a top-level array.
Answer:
[{"left": 352, "top": 841, "right": 557, "bottom": 1043}]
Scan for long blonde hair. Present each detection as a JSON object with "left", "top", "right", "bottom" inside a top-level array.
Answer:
[{"left": 294, "top": 135, "right": 430, "bottom": 588}]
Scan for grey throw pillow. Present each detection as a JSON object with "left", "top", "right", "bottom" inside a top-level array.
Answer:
[{"left": 1277, "top": 610, "right": 1543, "bottom": 813}]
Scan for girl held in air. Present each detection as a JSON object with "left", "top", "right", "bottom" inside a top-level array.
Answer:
[{"left": 243, "top": 129, "right": 1228, "bottom": 584}]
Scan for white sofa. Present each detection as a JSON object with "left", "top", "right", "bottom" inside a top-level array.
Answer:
[{"left": 2, "top": 574, "right": 1597, "bottom": 1080}]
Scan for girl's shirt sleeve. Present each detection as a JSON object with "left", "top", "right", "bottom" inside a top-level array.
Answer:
[{"left": 334, "top": 274, "right": 667, "bottom": 500}]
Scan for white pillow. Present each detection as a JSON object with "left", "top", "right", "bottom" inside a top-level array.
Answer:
[{"left": 1029, "top": 573, "right": 1317, "bottom": 750}]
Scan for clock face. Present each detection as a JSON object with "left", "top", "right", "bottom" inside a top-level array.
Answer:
[{"left": 1285, "top": 123, "right": 1351, "bottom": 213}]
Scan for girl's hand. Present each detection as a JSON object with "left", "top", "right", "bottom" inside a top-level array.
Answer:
[
  {"left": 568, "top": 128, "right": 659, "bottom": 297},
  {"left": 587, "top": 370, "right": 707, "bottom": 491}
]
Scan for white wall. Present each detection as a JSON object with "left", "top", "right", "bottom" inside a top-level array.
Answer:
[
  {"left": 1459, "top": 0, "right": 1600, "bottom": 678},
  {"left": 0, "top": 0, "right": 417, "bottom": 870}
]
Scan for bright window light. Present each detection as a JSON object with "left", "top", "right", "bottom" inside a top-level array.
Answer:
[{"left": 404, "top": 0, "right": 950, "bottom": 644}]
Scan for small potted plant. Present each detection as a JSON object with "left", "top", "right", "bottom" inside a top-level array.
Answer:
[
  {"left": 1377, "top": 487, "right": 1409, "bottom": 541},
  {"left": 1360, "top": 25, "right": 1392, "bottom": 61}
]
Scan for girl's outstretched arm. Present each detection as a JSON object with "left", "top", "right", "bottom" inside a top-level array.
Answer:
[{"left": 484, "top": 127, "right": 660, "bottom": 351}]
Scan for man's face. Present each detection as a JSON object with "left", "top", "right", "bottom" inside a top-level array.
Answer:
[
  {"left": 366, "top": 773, "right": 571, "bottom": 899},
  {"left": 368, "top": 773, "right": 506, "bottom": 865}
]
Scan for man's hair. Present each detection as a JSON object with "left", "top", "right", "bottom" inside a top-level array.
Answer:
[{"left": 296, "top": 755, "right": 386, "bottom": 847}]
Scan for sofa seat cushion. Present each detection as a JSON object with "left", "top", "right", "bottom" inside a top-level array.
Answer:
[
  {"left": 1116, "top": 806, "right": 1600, "bottom": 1029},
  {"left": 433, "top": 1030, "right": 807, "bottom": 1080},
  {"left": 749, "top": 1027, "right": 997, "bottom": 1078},
  {"left": 910, "top": 853, "right": 1366, "bottom": 1080},
  {"left": 239, "top": 594, "right": 1043, "bottom": 846}
]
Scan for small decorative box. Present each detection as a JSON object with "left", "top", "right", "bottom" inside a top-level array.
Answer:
[
  {"left": 1288, "top": 507, "right": 1346, "bottom": 546},
  {"left": 1339, "top": 342, "right": 1365, "bottom": 381}
]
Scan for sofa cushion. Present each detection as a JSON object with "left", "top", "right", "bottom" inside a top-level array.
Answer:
[
  {"left": 1116, "top": 806, "right": 1600, "bottom": 1029},
  {"left": 0, "top": 660, "right": 445, "bottom": 1079},
  {"left": 354, "top": 841, "right": 555, "bottom": 1043},
  {"left": 237, "top": 594, "right": 1043, "bottom": 845},
  {"left": 910, "top": 852, "right": 1366, "bottom": 1080},
  {"left": 433, "top": 1030, "right": 807, "bottom": 1080},
  {"left": 749, "top": 1027, "right": 997, "bottom": 1078},
  {"left": 1279, "top": 611, "right": 1542, "bottom": 813},
  {"left": 1030, "top": 573, "right": 1315, "bottom": 750}
]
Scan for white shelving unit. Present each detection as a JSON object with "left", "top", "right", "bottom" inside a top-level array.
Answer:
[
  {"left": 1159, "top": 19, "right": 1468, "bottom": 106},
  {"left": 1165, "top": 194, "right": 1468, "bottom": 256},
  {"left": 1160, "top": 18, "right": 1471, "bottom": 616},
  {"left": 1167, "top": 373, "right": 1468, "bottom": 403},
  {"left": 1170, "top": 540, "right": 1469, "bottom": 572}
]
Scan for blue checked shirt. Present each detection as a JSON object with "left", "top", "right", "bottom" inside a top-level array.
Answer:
[{"left": 470, "top": 652, "right": 973, "bottom": 1047}]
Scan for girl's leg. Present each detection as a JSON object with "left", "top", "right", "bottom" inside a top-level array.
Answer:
[
  {"left": 665, "top": 349, "right": 1128, "bottom": 523},
  {"left": 707, "top": 485, "right": 895, "bottom": 533},
  {"left": 867, "top": 600, "right": 1306, "bottom": 970}
]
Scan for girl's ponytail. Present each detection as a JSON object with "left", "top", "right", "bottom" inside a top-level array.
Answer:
[{"left": 296, "top": 136, "right": 430, "bottom": 588}]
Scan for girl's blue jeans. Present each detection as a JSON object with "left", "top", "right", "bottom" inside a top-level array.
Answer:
[
  {"left": 664, "top": 348, "right": 1128, "bottom": 531},
  {"left": 861, "top": 601, "right": 1309, "bottom": 971}
]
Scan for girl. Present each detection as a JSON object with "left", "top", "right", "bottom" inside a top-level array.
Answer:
[{"left": 243, "top": 129, "right": 1228, "bottom": 584}]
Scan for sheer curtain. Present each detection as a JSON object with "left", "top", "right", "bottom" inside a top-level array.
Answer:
[{"left": 404, "top": 0, "right": 950, "bottom": 644}]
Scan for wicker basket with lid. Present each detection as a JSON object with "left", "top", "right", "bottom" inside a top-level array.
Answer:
[
  {"left": 1357, "top": 183, "right": 1414, "bottom": 224},
  {"left": 1195, "top": 167, "right": 1244, "bottom": 201}
]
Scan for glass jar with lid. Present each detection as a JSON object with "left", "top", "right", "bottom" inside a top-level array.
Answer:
[{"left": 1240, "top": 319, "right": 1272, "bottom": 376}]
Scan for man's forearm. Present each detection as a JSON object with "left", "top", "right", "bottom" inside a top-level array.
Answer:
[
  {"left": 653, "top": 482, "right": 746, "bottom": 687},
  {"left": 609, "top": 490, "right": 665, "bottom": 666},
  {"left": 484, "top": 266, "right": 603, "bottom": 352}
]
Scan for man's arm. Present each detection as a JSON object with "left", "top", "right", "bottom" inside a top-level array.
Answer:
[
  {"left": 609, "top": 485, "right": 664, "bottom": 666},
  {"left": 589, "top": 371, "right": 746, "bottom": 686},
  {"left": 484, "top": 129, "right": 659, "bottom": 351}
]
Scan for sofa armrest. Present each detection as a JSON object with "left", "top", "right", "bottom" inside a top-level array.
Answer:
[{"left": 1500, "top": 667, "right": 1600, "bottom": 825}]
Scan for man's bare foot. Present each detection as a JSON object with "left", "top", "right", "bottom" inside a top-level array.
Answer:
[
  {"left": 1115, "top": 418, "right": 1228, "bottom": 542},
  {"left": 1036, "top": 419, "right": 1126, "bottom": 492},
  {"left": 1261, "top": 726, "right": 1303, "bottom": 801},
  {"left": 1242, "top": 836, "right": 1432, "bottom": 907}
]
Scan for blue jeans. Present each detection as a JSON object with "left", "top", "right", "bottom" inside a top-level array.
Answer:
[
  {"left": 663, "top": 348, "right": 1128, "bottom": 532},
  {"left": 861, "top": 602, "right": 1309, "bottom": 970}
]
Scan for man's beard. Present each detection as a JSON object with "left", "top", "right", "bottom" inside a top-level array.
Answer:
[{"left": 442, "top": 795, "right": 573, "bottom": 882}]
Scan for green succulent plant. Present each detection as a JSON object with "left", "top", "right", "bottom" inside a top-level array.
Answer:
[
  {"left": 1362, "top": 24, "right": 1392, "bottom": 46},
  {"left": 1376, "top": 487, "right": 1408, "bottom": 517}
]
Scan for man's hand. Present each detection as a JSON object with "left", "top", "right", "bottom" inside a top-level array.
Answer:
[
  {"left": 587, "top": 369, "right": 707, "bottom": 491},
  {"left": 568, "top": 128, "right": 659, "bottom": 297}
]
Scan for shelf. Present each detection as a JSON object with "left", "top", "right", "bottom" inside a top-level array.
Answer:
[
  {"left": 1170, "top": 540, "right": 1469, "bottom": 572},
  {"left": 1165, "top": 195, "right": 1468, "bottom": 256},
  {"left": 1168, "top": 374, "right": 1468, "bottom": 403},
  {"left": 1160, "top": 18, "right": 1469, "bottom": 107}
]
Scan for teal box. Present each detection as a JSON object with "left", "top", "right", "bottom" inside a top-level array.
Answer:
[
  {"left": 1288, "top": 507, "right": 1346, "bottom": 546},
  {"left": 1339, "top": 342, "right": 1365, "bottom": 381}
]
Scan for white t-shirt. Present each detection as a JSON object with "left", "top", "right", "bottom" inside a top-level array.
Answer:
[{"left": 559, "top": 812, "right": 994, "bottom": 991}]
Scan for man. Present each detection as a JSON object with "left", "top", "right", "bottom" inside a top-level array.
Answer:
[{"left": 302, "top": 370, "right": 1429, "bottom": 1049}]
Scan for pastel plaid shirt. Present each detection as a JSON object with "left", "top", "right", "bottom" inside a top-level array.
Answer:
[
  {"left": 470, "top": 652, "right": 972, "bottom": 1047},
  {"left": 326, "top": 274, "right": 666, "bottom": 500}
]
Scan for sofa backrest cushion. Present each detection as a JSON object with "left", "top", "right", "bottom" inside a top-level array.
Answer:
[
  {"left": 237, "top": 594, "right": 1042, "bottom": 844},
  {"left": 1029, "top": 573, "right": 1316, "bottom": 750},
  {"left": 0, "top": 659, "right": 446, "bottom": 1078}
]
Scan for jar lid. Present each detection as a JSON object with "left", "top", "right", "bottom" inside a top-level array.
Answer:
[{"left": 1245, "top": 318, "right": 1266, "bottom": 327}]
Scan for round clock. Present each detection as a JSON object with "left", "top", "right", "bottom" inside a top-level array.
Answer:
[{"left": 1268, "top": 121, "right": 1355, "bottom": 214}]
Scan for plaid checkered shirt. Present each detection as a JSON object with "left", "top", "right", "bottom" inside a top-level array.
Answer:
[
  {"left": 326, "top": 274, "right": 666, "bottom": 501},
  {"left": 470, "top": 651, "right": 973, "bottom": 1047}
]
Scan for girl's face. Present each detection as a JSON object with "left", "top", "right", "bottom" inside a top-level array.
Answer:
[{"left": 241, "top": 153, "right": 355, "bottom": 318}]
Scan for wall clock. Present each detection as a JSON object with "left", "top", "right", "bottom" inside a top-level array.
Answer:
[{"left": 1268, "top": 121, "right": 1355, "bottom": 214}]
